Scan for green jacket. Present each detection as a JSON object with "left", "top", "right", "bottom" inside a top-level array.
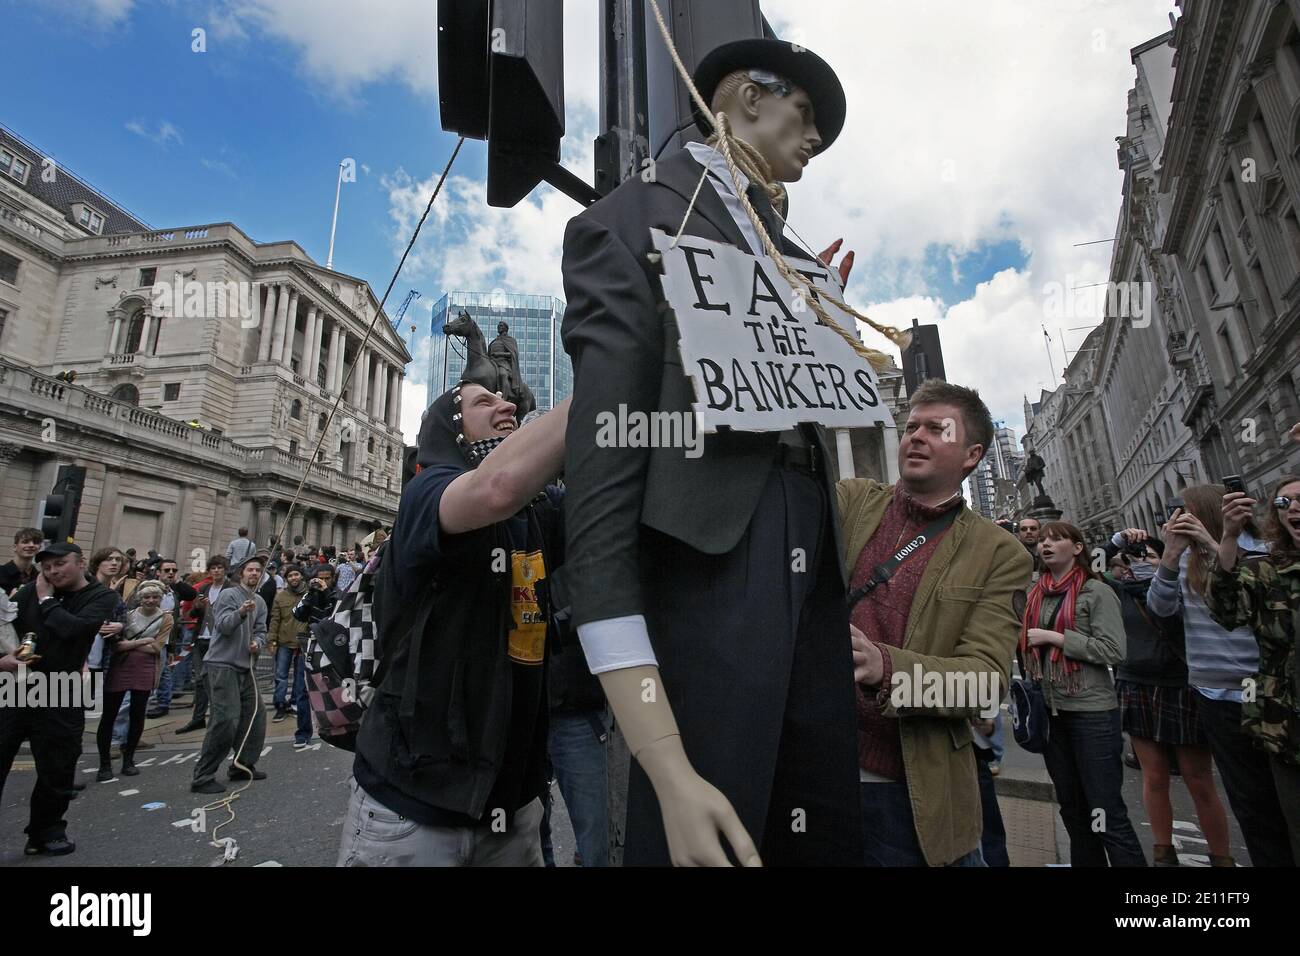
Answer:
[
  {"left": 268, "top": 586, "right": 308, "bottom": 650},
  {"left": 838, "top": 479, "right": 1032, "bottom": 866},
  {"left": 1206, "top": 555, "right": 1299, "bottom": 766},
  {"left": 1030, "top": 579, "right": 1125, "bottom": 713}
]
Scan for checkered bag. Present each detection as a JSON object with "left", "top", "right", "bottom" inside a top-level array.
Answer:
[{"left": 303, "top": 557, "right": 380, "bottom": 752}]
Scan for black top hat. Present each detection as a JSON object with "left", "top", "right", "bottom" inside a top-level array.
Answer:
[{"left": 691, "top": 38, "right": 846, "bottom": 154}]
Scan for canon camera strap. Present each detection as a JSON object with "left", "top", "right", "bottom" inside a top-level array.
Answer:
[{"left": 847, "top": 508, "right": 961, "bottom": 611}]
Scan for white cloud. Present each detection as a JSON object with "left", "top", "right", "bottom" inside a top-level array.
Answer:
[
  {"left": 49, "top": 0, "right": 134, "bottom": 26},
  {"left": 125, "top": 118, "right": 184, "bottom": 147}
]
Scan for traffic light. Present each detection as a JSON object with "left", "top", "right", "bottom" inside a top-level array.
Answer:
[
  {"left": 439, "top": 0, "right": 597, "bottom": 207},
  {"left": 39, "top": 465, "right": 86, "bottom": 544}
]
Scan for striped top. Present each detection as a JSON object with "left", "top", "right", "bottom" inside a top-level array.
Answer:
[{"left": 1146, "top": 544, "right": 1260, "bottom": 696}]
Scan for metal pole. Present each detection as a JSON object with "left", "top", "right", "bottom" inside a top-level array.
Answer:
[
  {"left": 326, "top": 162, "right": 344, "bottom": 271},
  {"left": 598, "top": 0, "right": 650, "bottom": 194}
]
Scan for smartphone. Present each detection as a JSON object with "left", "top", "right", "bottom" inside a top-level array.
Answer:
[
  {"left": 1222, "top": 475, "right": 1246, "bottom": 495},
  {"left": 1165, "top": 498, "right": 1184, "bottom": 523}
]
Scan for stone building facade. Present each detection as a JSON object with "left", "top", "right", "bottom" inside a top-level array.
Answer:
[
  {"left": 1030, "top": 4, "right": 1300, "bottom": 540},
  {"left": 0, "top": 125, "right": 408, "bottom": 560}
]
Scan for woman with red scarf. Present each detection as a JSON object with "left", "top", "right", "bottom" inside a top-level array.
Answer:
[{"left": 1021, "top": 521, "right": 1147, "bottom": 866}]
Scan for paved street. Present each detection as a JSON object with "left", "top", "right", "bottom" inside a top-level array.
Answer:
[{"left": 2, "top": 682, "right": 579, "bottom": 868}]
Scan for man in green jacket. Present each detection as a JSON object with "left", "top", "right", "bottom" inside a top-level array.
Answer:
[{"left": 838, "top": 380, "right": 1032, "bottom": 866}]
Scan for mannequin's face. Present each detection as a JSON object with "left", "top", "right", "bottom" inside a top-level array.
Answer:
[{"left": 725, "top": 81, "right": 822, "bottom": 182}]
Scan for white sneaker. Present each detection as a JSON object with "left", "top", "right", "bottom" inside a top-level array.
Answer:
[{"left": 293, "top": 741, "right": 310, "bottom": 752}]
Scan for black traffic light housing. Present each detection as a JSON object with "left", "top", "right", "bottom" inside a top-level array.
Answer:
[
  {"left": 39, "top": 465, "right": 86, "bottom": 544},
  {"left": 439, "top": 0, "right": 598, "bottom": 207}
]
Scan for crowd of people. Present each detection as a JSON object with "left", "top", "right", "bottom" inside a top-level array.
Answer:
[{"left": 0, "top": 526, "right": 380, "bottom": 854}]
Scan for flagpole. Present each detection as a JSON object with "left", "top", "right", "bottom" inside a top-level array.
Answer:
[
  {"left": 326, "top": 161, "right": 344, "bottom": 271},
  {"left": 1042, "top": 326, "right": 1056, "bottom": 384}
]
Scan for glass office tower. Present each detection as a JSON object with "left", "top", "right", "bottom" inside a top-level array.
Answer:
[{"left": 427, "top": 291, "right": 572, "bottom": 411}]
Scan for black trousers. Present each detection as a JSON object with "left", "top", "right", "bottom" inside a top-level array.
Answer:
[
  {"left": 625, "top": 464, "right": 862, "bottom": 866},
  {"left": 1042, "top": 708, "right": 1147, "bottom": 866},
  {"left": 1197, "top": 695, "right": 1295, "bottom": 866},
  {"left": 0, "top": 703, "right": 85, "bottom": 843},
  {"left": 97, "top": 689, "right": 150, "bottom": 765}
]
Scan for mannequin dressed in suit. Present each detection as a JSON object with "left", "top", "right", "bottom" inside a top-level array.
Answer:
[{"left": 561, "top": 38, "right": 867, "bottom": 866}]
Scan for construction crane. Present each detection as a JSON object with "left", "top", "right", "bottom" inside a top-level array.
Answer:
[{"left": 391, "top": 289, "right": 421, "bottom": 331}]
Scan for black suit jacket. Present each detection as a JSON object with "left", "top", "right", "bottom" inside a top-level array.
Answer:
[{"left": 560, "top": 148, "right": 847, "bottom": 628}]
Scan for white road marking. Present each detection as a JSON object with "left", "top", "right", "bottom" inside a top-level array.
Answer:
[{"left": 119, "top": 789, "right": 140, "bottom": 796}]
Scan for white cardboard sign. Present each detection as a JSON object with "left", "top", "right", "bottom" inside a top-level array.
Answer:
[{"left": 651, "top": 228, "right": 893, "bottom": 434}]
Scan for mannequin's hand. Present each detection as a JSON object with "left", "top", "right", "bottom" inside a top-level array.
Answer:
[
  {"left": 657, "top": 764, "right": 761, "bottom": 867},
  {"left": 638, "top": 736, "right": 761, "bottom": 866},
  {"left": 817, "top": 238, "right": 855, "bottom": 289}
]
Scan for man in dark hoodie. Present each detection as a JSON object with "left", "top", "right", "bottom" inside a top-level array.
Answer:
[{"left": 338, "top": 384, "right": 570, "bottom": 867}]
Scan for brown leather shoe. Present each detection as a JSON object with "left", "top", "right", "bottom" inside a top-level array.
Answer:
[
  {"left": 1152, "top": 844, "right": 1180, "bottom": 866},
  {"left": 1210, "top": 854, "right": 1236, "bottom": 867}
]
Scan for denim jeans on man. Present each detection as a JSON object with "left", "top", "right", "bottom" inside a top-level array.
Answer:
[
  {"left": 860, "top": 782, "right": 986, "bottom": 866},
  {"left": 975, "top": 755, "right": 1009, "bottom": 866},
  {"left": 273, "top": 645, "right": 296, "bottom": 710},
  {"left": 546, "top": 709, "right": 609, "bottom": 866},
  {"left": 290, "top": 650, "right": 311, "bottom": 745},
  {"left": 337, "top": 779, "right": 544, "bottom": 867},
  {"left": 1041, "top": 707, "right": 1147, "bottom": 866}
]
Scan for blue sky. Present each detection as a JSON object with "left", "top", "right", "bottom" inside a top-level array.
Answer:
[
  {"left": 5, "top": 0, "right": 475, "bottom": 323},
  {"left": 6, "top": 0, "right": 1179, "bottom": 440}
]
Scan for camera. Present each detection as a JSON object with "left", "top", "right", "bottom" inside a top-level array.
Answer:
[
  {"left": 1222, "top": 475, "right": 1246, "bottom": 495},
  {"left": 1123, "top": 540, "right": 1147, "bottom": 558}
]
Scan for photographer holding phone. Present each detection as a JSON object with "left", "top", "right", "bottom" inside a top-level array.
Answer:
[
  {"left": 1148, "top": 483, "right": 1291, "bottom": 866},
  {"left": 1207, "top": 472, "right": 1300, "bottom": 860}
]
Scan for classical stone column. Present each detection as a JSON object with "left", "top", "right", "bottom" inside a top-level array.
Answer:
[
  {"left": 389, "top": 369, "right": 402, "bottom": 428},
  {"left": 279, "top": 289, "right": 300, "bottom": 368},
  {"left": 259, "top": 284, "right": 279, "bottom": 362},
  {"left": 94, "top": 468, "right": 124, "bottom": 552},
  {"left": 254, "top": 496, "right": 275, "bottom": 549},
  {"left": 309, "top": 315, "right": 325, "bottom": 385},
  {"left": 303, "top": 306, "right": 318, "bottom": 378},
  {"left": 108, "top": 312, "right": 124, "bottom": 353},
  {"left": 355, "top": 347, "right": 370, "bottom": 415},
  {"left": 270, "top": 285, "right": 291, "bottom": 364},
  {"left": 292, "top": 507, "right": 307, "bottom": 545},
  {"left": 138, "top": 310, "right": 153, "bottom": 355},
  {"left": 372, "top": 359, "right": 387, "bottom": 419},
  {"left": 326, "top": 324, "right": 341, "bottom": 393},
  {"left": 335, "top": 330, "right": 350, "bottom": 394},
  {"left": 317, "top": 510, "right": 335, "bottom": 551},
  {"left": 0, "top": 442, "right": 22, "bottom": 504},
  {"left": 173, "top": 483, "right": 198, "bottom": 561}
]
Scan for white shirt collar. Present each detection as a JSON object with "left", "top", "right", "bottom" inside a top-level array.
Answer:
[{"left": 684, "top": 140, "right": 750, "bottom": 199}]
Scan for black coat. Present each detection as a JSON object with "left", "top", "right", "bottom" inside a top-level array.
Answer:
[{"left": 560, "top": 148, "right": 846, "bottom": 630}]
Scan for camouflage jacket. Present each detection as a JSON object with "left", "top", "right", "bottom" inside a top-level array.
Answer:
[{"left": 1206, "top": 554, "right": 1299, "bottom": 766}]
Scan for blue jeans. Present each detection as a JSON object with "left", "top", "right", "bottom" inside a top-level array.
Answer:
[
  {"left": 860, "top": 781, "right": 986, "bottom": 866},
  {"left": 291, "top": 651, "right": 310, "bottom": 745},
  {"left": 976, "top": 756, "right": 1010, "bottom": 866},
  {"left": 546, "top": 710, "right": 609, "bottom": 866},
  {"left": 989, "top": 711, "right": 1005, "bottom": 763},
  {"left": 1042, "top": 707, "right": 1147, "bottom": 866},
  {"left": 111, "top": 697, "right": 130, "bottom": 746},
  {"left": 274, "top": 645, "right": 296, "bottom": 709}
]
